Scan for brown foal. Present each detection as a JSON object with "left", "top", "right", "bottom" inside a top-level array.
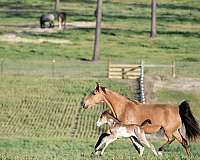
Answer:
[
  {"left": 95, "top": 110, "right": 158, "bottom": 156},
  {"left": 81, "top": 83, "right": 200, "bottom": 155}
]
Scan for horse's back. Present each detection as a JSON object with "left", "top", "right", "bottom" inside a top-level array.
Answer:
[{"left": 137, "top": 103, "right": 181, "bottom": 128}]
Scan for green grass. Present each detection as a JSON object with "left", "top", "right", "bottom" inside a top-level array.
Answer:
[
  {"left": 0, "top": 76, "right": 200, "bottom": 159},
  {"left": 0, "top": 0, "right": 200, "bottom": 159},
  {"left": 0, "top": 76, "right": 136, "bottom": 139},
  {"left": 0, "top": 0, "right": 199, "bottom": 63},
  {"left": 0, "top": 0, "right": 199, "bottom": 78},
  {"left": 0, "top": 138, "right": 199, "bottom": 160}
]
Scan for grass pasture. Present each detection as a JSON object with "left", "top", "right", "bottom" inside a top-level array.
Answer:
[
  {"left": 0, "top": 76, "right": 135, "bottom": 139},
  {"left": 0, "top": 0, "right": 200, "bottom": 159},
  {"left": 0, "top": 138, "right": 200, "bottom": 160}
]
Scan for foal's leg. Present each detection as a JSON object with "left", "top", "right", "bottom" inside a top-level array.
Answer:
[
  {"left": 95, "top": 133, "right": 117, "bottom": 156},
  {"left": 173, "top": 130, "right": 191, "bottom": 155},
  {"left": 138, "top": 131, "right": 158, "bottom": 156},
  {"left": 130, "top": 136, "right": 144, "bottom": 156},
  {"left": 95, "top": 133, "right": 110, "bottom": 155},
  {"left": 100, "top": 135, "right": 117, "bottom": 155}
]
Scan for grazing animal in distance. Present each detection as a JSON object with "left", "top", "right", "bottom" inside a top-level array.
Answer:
[
  {"left": 81, "top": 83, "right": 200, "bottom": 155},
  {"left": 40, "top": 14, "right": 55, "bottom": 28},
  {"left": 95, "top": 110, "right": 158, "bottom": 156},
  {"left": 58, "top": 12, "right": 66, "bottom": 29}
]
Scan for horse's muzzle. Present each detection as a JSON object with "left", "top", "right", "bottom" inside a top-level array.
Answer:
[{"left": 80, "top": 100, "right": 88, "bottom": 109}]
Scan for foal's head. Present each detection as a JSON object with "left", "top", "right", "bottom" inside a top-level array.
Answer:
[
  {"left": 81, "top": 83, "right": 106, "bottom": 109},
  {"left": 96, "top": 111, "right": 117, "bottom": 127}
]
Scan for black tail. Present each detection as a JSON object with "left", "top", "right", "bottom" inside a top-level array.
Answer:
[
  {"left": 179, "top": 100, "right": 200, "bottom": 141},
  {"left": 141, "top": 119, "right": 151, "bottom": 127}
]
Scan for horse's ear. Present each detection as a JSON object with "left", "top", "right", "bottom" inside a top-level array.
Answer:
[
  {"left": 101, "top": 86, "right": 106, "bottom": 94},
  {"left": 96, "top": 82, "right": 100, "bottom": 92}
]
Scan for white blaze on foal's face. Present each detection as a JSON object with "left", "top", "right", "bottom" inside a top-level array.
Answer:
[
  {"left": 96, "top": 114, "right": 108, "bottom": 127},
  {"left": 107, "top": 118, "right": 114, "bottom": 126}
]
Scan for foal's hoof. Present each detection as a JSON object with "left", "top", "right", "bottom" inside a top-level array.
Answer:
[
  {"left": 93, "top": 150, "right": 102, "bottom": 156},
  {"left": 90, "top": 152, "right": 96, "bottom": 158},
  {"left": 158, "top": 151, "right": 163, "bottom": 156}
]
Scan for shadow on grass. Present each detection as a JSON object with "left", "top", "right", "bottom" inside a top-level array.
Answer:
[
  {"left": 103, "top": 1, "right": 200, "bottom": 12},
  {"left": 15, "top": 25, "right": 200, "bottom": 39},
  {"left": 0, "top": 1, "right": 50, "bottom": 10}
]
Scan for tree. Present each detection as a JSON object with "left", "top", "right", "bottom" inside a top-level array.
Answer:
[
  {"left": 150, "top": 0, "right": 157, "bottom": 38},
  {"left": 54, "top": 0, "right": 60, "bottom": 12},
  {"left": 93, "top": 0, "right": 103, "bottom": 62}
]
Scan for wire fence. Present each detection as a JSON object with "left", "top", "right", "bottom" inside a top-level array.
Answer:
[
  {"left": 0, "top": 59, "right": 200, "bottom": 78},
  {"left": 0, "top": 59, "right": 107, "bottom": 79}
]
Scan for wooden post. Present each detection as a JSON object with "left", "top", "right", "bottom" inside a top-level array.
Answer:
[
  {"left": 0, "top": 59, "right": 4, "bottom": 76},
  {"left": 108, "top": 59, "right": 110, "bottom": 78},
  {"left": 172, "top": 61, "right": 176, "bottom": 78},
  {"left": 52, "top": 59, "right": 55, "bottom": 77},
  {"left": 93, "top": 0, "right": 103, "bottom": 62},
  {"left": 122, "top": 68, "right": 125, "bottom": 79},
  {"left": 150, "top": 0, "right": 157, "bottom": 38},
  {"left": 54, "top": 0, "right": 60, "bottom": 12}
]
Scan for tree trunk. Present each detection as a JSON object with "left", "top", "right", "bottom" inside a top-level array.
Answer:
[
  {"left": 93, "top": 0, "right": 103, "bottom": 62},
  {"left": 54, "top": 0, "right": 60, "bottom": 12},
  {"left": 150, "top": 0, "right": 157, "bottom": 38}
]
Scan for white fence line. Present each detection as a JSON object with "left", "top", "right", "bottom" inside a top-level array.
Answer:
[{"left": 140, "top": 60, "right": 145, "bottom": 104}]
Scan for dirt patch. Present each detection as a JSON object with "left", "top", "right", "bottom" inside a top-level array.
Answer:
[
  {"left": 154, "top": 78, "right": 200, "bottom": 92},
  {"left": 144, "top": 76, "right": 200, "bottom": 103},
  {"left": 144, "top": 76, "right": 162, "bottom": 103},
  {"left": 0, "top": 33, "right": 72, "bottom": 44}
]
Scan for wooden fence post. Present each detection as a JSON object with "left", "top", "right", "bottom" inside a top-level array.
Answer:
[
  {"left": 172, "top": 61, "right": 176, "bottom": 78},
  {"left": 122, "top": 68, "right": 125, "bottom": 79},
  {"left": 108, "top": 59, "right": 110, "bottom": 78},
  {"left": 1, "top": 59, "right": 4, "bottom": 76},
  {"left": 52, "top": 59, "right": 55, "bottom": 77}
]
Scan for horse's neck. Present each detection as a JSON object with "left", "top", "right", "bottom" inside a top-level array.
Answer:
[{"left": 104, "top": 89, "right": 136, "bottom": 118}]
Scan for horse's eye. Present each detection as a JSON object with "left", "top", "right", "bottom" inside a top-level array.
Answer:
[{"left": 92, "top": 92, "right": 96, "bottom": 95}]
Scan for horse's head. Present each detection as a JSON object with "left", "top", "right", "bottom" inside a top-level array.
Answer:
[{"left": 81, "top": 82, "right": 106, "bottom": 109}]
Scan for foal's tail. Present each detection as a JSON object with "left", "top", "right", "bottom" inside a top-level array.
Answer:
[{"left": 179, "top": 100, "right": 200, "bottom": 141}]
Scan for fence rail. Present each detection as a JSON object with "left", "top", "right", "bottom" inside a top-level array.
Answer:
[
  {"left": 108, "top": 60, "right": 177, "bottom": 104},
  {"left": 144, "top": 61, "right": 176, "bottom": 78},
  {"left": 108, "top": 61, "right": 141, "bottom": 80},
  {"left": 108, "top": 61, "right": 145, "bottom": 103}
]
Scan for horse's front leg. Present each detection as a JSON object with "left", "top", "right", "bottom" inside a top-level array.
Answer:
[
  {"left": 158, "top": 138, "right": 175, "bottom": 155},
  {"left": 158, "top": 130, "right": 175, "bottom": 156}
]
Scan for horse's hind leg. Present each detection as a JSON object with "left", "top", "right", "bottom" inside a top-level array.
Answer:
[{"left": 173, "top": 130, "right": 191, "bottom": 155}]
